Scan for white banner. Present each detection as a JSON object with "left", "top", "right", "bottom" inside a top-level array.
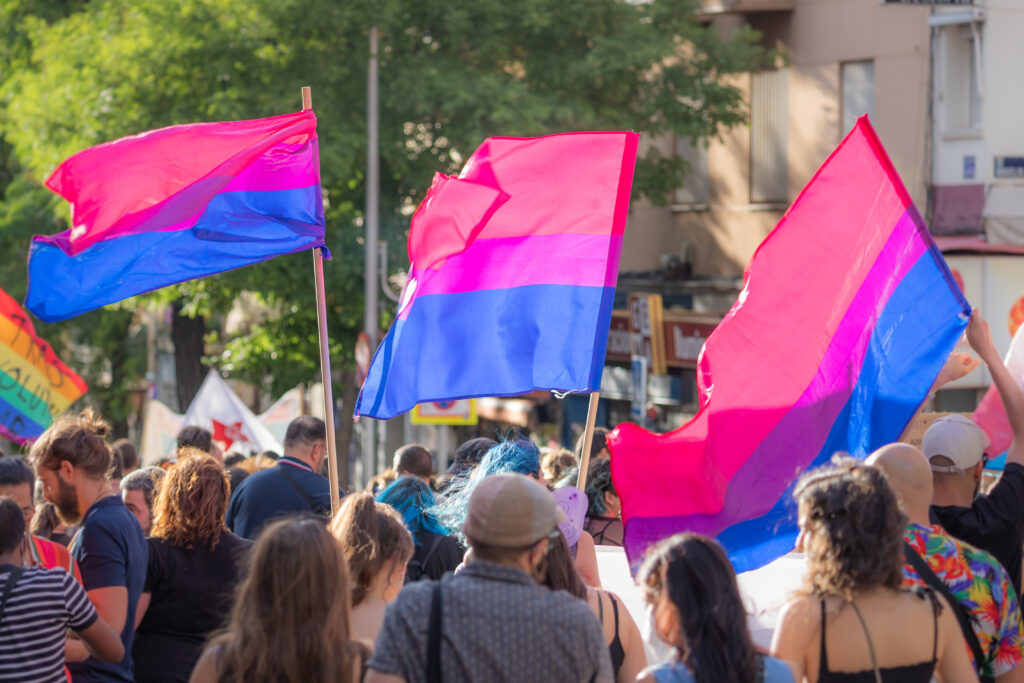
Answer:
[
  {"left": 182, "top": 370, "right": 282, "bottom": 456},
  {"left": 139, "top": 400, "right": 185, "bottom": 464},
  {"left": 140, "top": 380, "right": 320, "bottom": 465}
]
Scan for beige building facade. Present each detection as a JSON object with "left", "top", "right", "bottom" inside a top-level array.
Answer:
[
  {"left": 622, "top": 0, "right": 935, "bottom": 281},
  {"left": 619, "top": 0, "right": 1024, "bottom": 415}
]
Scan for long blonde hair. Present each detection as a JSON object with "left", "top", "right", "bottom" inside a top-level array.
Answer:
[{"left": 208, "top": 517, "right": 358, "bottom": 682}]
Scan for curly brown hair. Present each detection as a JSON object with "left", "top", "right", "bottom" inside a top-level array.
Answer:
[
  {"left": 150, "top": 448, "right": 229, "bottom": 551},
  {"left": 795, "top": 456, "right": 907, "bottom": 600}
]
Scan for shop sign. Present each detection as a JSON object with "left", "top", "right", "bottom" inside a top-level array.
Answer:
[{"left": 627, "top": 293, "right": 667, "bottom": 375}]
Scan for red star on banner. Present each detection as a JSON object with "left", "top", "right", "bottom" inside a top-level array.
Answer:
[{"left": 211, "top": 419, "right": 249, "bottom": 450}]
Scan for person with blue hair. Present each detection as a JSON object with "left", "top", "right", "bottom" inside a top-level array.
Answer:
[
  {"left": 376, "top": 476, "right": 464, "bottom": 582},
  {"left": 429, "top": 439, "right": 542, "bottom": 546}
]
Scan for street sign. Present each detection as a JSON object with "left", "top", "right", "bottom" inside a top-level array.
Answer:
[
  {"left": 410, "top": 399, "right": 478, "bottom": 425},
  {"left": 630, "top": 356, "right": 648, "bottom": 421}
]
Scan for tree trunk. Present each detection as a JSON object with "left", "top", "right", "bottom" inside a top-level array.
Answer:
[
  {"left": 171, "top": 301, "right": 206, "bottom": 411},
  {"left": 104, "top": 313, "right": 133, "bottom": 440},
  {"left": 336, "top": 369, "right": 358, "bottom": 492}
]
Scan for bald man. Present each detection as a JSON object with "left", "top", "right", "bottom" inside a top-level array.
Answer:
[{"left": 869, "top": 444, "right": 1024, "bottom": 682}]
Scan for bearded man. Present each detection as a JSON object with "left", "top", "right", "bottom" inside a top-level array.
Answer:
[{"left": 30, "top": 410, "right": 147, "bottom": 683}]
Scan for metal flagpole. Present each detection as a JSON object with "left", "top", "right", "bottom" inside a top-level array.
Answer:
[
  {"left": 575, "top": 392, "right": 601, "bottom": 490},
  {"left": 303, "top": 86, "right": 343, "bottom": 516}
]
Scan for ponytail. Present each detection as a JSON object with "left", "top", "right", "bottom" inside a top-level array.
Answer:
[{"left": 330, "top": 493, "right": 413, "bottom": 606}]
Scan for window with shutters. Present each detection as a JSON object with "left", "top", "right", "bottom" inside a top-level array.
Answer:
[
  {"left": 841, "top": 60, "right": 875, "bottom": 135},
  {"left": 673, "top": 136, "right": 709, "bottom": 207},
  {"left": 749, "top": 68, "right": 789, "bottom": 204}
]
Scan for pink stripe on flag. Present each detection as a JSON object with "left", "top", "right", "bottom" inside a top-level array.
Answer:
[
  {"left": 46, "top": 110, "right": 317, "bottom": 254},
  {"left": 39, "top": 138, "right": 321, "bottom": 252},
  {"left": 973, "top": 324, "right": 1024, "bottom": 454},
  {"left": 615, "top": 208, "right": 928, "bottom": 522},
  {"left": 613, "top": 122, "right": 913, "bottom": 518},
  {"left": 221, "top": 138, "right": 321, "bottom": 193},
  {"left": 457, "top": 132, "right": 637, "bottom": 238}
]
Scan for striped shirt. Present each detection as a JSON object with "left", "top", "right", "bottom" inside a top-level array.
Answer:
[{"left": 0, "top": 565, "right": 98, "bottom": 683}]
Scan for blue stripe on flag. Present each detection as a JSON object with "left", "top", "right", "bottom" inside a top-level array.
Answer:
[{"left": 356, "top": 284, "right": 617, "bottom": 419}]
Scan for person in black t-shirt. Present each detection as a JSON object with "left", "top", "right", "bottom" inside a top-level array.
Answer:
[
  {"left": 928, "top": 313, "right": 1024, "bottom": 597},
  {"left": 133, "top": 449, "right": 252, "bottom": 683}
]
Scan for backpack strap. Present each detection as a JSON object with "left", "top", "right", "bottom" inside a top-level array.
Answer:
[
  {"left": 408, "top": 535, "right": 445, "bottom": 582},
  {"left": 426, "top": 581, "right": 443, "bottom": 683},
  {"left": 277, "top": 465, "right": 330, "bottom": 519},
  {"left": 0, "top": 566, "right": 25, "bottom": 624},
  {"left": 903, "top": 542, "right": 988, "bottom": 680},
  {"left": 420, "top": 535, "right": 444, "bottom": 568}
]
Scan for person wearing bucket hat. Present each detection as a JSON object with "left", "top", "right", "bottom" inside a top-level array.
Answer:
[
  {"left": 366, "top": 474, "right": 613, "bottom": 683},
  {"left": 930, "top": 313, "right": 1024, "bottom": 599}
]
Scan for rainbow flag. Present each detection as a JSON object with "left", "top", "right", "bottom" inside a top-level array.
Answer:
[
  {"left": 26, "top": 110, "right": 325, "bottom": 322},
  {"left": 609, "top": 118, "right": 969, "bottom": 572},
  {"left": 0, "top": 288, "right": 87, "bottom": 443},
  {"left": 355, "top": 132, "right": 639, "bottom": 419}
]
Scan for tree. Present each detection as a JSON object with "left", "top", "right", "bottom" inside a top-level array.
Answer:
[{"left": 1, "top": 0, "right": 766, "bottom": 438}]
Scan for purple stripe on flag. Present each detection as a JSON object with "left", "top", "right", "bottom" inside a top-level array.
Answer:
[
  {"left": 38, "top": 139, "right": 320, "bottom": 254},
  {"left": 708, "top": 209, "right": 930, "bottom": 512},
  {"left": 221, "top": 140, "right": 320, "bottom": 193},
  {"left": 408, "top": 233, "right": 623, "bottom": 300}
]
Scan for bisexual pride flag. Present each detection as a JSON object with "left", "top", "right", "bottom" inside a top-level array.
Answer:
[
  {"left": 26, "top": 110, "right": 325, "bottom": 322},
  {"left": 0, "top": 287, "right": 87, "bottom": 443},
  {"left": 609, "top": 117, "right": 970, "bottom": 572},
  {"left": 356, "top": 132, "right": 639, "bottom": 420}
]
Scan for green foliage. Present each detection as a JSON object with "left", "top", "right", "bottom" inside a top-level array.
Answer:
[{"left": 0, "top": 0, "right": 766, "bottom": 404}]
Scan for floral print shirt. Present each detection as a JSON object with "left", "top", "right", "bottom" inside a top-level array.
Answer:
[{"left": 903, "top": 522, "right": 1024, "bottom": 678}]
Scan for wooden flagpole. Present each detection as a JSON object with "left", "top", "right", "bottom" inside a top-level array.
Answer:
[
  {"left": 303, "top": 86, "right": 343, "bottom": 517},
  {"left": 575, "top": 392, "right": 601, "bottom": 490}
]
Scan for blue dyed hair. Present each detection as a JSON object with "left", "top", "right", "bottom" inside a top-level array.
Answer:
[
  {"left": 375, "top": 475, "right": 448, "bottom": 544},
  {"left": 429, "top": 439, "right": 542, "bottom": 544}
]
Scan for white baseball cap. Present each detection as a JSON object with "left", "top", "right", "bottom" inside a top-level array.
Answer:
[{"left": 922, "top": 414, "right": 991, "bottom": 474}]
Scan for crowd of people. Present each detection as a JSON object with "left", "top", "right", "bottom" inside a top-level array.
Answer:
[{"left": 0, "top": 313, "right": 1022, "bottom": 682}]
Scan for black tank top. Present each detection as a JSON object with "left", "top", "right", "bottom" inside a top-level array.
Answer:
[
  {"left": 597, "top": 591, "right": 625, "bottom": 675},
  {"left": 818, "top": 590, "right": 939, "bottom": 683}
]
